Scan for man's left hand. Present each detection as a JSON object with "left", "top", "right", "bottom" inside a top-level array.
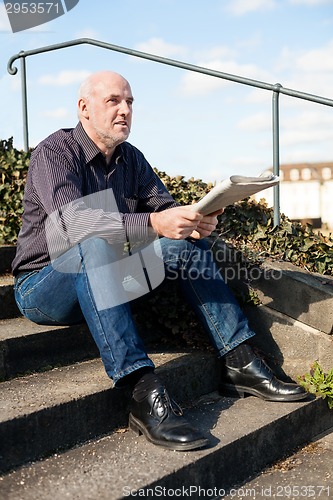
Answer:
[{"left": 189, "top": 209, "right": 222, "bottom": 239}]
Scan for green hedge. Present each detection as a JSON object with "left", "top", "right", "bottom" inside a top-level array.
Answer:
[
  {"left": 157, "top": 170, "right": 333, "bottom": 276},
  {"left": 0, "top": 138, "right": 31, "bottom": 244}
]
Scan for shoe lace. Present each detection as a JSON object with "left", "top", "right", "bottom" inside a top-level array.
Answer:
[{"left": 150, "top": 389, "right": 183, "bottom": 422}]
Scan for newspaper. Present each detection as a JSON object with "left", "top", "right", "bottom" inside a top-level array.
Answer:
[{"left": 192, "top": 173, "right": 279, "bottom": 215}]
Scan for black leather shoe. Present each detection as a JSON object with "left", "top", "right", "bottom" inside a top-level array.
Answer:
[
  {"left": 129, "top": 384, "right": 209, "bottom": 451},
  {"left": 220, "top": 356, "right": 308, "bottom": 402}
]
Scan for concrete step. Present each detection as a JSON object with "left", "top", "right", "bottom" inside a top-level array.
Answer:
[
  {"left": 1, "top": 306, "right": 329, "bottom": 399},
  {"left": 222, "top": 428, "right": 333, "bottom": 500},
  {"left": 0, "top": 246, "right": 16, "bottom": 275},
  {"left": 1, "top": 246, "right": 333, "bottom": 498},
  {"left": 251, "top": 259, "right": 333, "bottom": 335},
  {"left": 213, "top": 240, "right": 333, "bottom": 334},
  {"left": 0, "top": 392, "right": 332, "bottom": 500},
  {"left": 0, "top": 245, "right": 21, "bottom": 320},
  {"left": 245, "top": 304, "right": 333, "bottom": 379},
  {"left": 0, "top": 351, "right": 218, "bottom": 473},
  {"left": 0, "top": 275, "right": 19, "bottom": 320},
  {"left": 0, "top": 302, "right": 326, "bottom": 387},
  {"left": 0, "top": 317, "right": 98, "bottom": 381}
]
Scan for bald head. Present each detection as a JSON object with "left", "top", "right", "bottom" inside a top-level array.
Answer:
[
  {"left": 78, "top": 71, "right": 131, "bottom": 111},
  {"left": 77, "top": 71, "right": 134, "bottom": 161}
]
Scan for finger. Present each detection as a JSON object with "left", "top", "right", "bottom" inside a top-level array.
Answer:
[
  {"left": 201, "top": 216, "right": 218, "bottom": 225},
  {"left": 197, "top": 221, "right": 217, "bottom": 231},
  {"left": 205, "top": 209, "right": 224, "bottom": 217}
]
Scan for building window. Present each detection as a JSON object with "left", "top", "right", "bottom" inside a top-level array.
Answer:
[
  {"left": 290, "top": 169, "right": 299, "bottom": 181},
  {"left": 302, "top": 168, "right": 312, "bottom": 180},
  {"left": 322, "top": 167, "right": 331, "bottom": 180}
]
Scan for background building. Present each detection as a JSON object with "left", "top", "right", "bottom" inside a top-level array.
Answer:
[{"left": 256, "top": 163, "right": 333, "bottom": 229}]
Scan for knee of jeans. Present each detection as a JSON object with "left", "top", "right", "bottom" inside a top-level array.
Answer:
[
  {"left": 81, "top": 236, "right": 109, "bottom": 251},
  {"left": 79, "top": 237, "right": 121, "bottom": 266}
]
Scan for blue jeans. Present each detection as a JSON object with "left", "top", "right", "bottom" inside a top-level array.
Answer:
[{"left": 14, "top": 237, "right": 255, "bottom": 385}]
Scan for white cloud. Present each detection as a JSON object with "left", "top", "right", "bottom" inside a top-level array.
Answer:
[
  {"left": 228, "top": 155, "right": 271, "bottom": 175},
  {"left": 273, "top": 40, "right": 333, "bottom": 98},
  {"left": 194, "top": 45, "right": 236, "bottom": 61},
  {"left": 276, "top": 40, "right": 333, "bottom": 73},
  {"left": 282, "top": 127, "right": 333, "bottom": 146},
  {"left": 225, "top": 0, "right": 277, "bottom": 16},
  {"left": 42, "top": 108, "right": 69, "bottom": 119},
  {"left": 1, "top": 74, "right": 21, "bottom": 92},
  {"left": 296, "top": 40, "right": 333, "bottom": 72},
  {"left": 289, "top": 0, "right": 332, "bottom": 5},
  {"left": 281, "top": 109, "right": 333, "bottom": 148},
  {"left": 285, "top": 108, "right": 333, "bottom": 130},
  {"left": 179, "top": 66, "right": 232, "bottom": 95},
  {"left": 0, "top": 4, "right": 11, "bottom": 30},
  {"left": 38, "top": 70, "right": 91, "bottom": 86},
  {"left": 134, "top": 37, "right": 188, "bottom": 58},
  {"left": 238, "top": 112, "right": 271, "bottom": 132},
  {"left": 75, "top": 28, "right": 100, "bottom": 39},
  {"left": 179, "top": 59, "right": 271, "bottom": 96}
]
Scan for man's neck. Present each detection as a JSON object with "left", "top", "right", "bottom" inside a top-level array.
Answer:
[
  {"left": 103, "top": 150, "right": 114, "bottom": 165},
  {"left": 80, "top": 121, "right": 116, "bottom": 164}
]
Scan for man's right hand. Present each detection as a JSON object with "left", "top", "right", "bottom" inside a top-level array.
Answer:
[{"left": 149, "top": 206, "right": 204, "bottom": 240}]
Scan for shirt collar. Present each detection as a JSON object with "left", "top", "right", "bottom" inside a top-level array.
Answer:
[{"left": 72, "top": 122, "right": 126, "bottom": 165}]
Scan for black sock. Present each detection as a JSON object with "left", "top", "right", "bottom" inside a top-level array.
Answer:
[
  {"left": 132, "top": 371, "right": 163, "bottom": 402},
  {"left": 116, "top": 366, "right": 154, "bottom": 390},
  {"left": 224, "top": 343, "right": 256, "bottom": 368}
]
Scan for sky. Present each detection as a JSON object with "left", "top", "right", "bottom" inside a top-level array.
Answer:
[{"left": 1, "top": 0, "right": 333, "bottom": 183}]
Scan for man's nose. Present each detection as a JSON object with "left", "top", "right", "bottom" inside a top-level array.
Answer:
[{"left": 119, "top": 100, "right": 131, "bottom": 115}]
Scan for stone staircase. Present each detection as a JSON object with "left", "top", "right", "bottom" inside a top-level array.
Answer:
[{"left": 1, "top": 244, "right": 333, "bottom": 500}]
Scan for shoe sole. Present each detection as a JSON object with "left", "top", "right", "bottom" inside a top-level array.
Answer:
[
  {"left": 219, "top": 383, "right": 309, "bottom": 402},
  {"left": 128, "top": 413, "right": 209, "bottom": 451}
]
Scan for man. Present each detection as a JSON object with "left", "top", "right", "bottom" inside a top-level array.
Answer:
[{"left": 12, "top": 71, "right": 306, "bottom": 452}]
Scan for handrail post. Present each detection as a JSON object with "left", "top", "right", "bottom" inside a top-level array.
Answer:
[
  {"left": 272, "top": 84, "right": 282, "bottom": 226},
  {"left": 20, "top": 53, "right": 29, "bottom": 152}
]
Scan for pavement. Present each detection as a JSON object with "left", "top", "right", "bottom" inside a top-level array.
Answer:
[{"left": 223, "top": 429, "right": 333, "bottom": 500}]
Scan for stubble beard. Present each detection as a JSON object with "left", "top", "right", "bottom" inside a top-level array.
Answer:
[{"left": 90, "top": 112, "right": 129, "bottom": 151}]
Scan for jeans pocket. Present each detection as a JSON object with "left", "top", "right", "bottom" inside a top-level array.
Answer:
[
  {"left": 19, "top": 306, "right": 65, "bottom": 326},
  {"left": 15, "top": 270, "right": 40, "bottom": 296}
]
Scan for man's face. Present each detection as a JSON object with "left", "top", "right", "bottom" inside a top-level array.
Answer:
[{"left": 82, "top": 74, "right": 134, "bottom": 153}]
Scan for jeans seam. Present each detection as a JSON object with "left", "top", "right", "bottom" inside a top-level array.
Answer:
[
  {"left": 182, "top": 241, "right": 229, "bottom": 353},
  {"left": 78, "top": 243, "right": 117, "bottom": 372}
]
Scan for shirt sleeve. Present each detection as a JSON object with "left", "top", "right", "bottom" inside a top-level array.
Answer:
[
  {"left": 31, "top": 145, "right": 128, "bottom": 251},
  {"left": 121, "top": 146, "right": 179, "bottom": 246}
]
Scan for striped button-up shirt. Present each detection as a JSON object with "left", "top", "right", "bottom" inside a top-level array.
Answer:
[{"left": 12, "top": 122, "right": 177, "bottom": 275}]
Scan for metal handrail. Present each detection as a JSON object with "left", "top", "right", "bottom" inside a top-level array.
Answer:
[{"left": 7, "top": 38, "right": 333, "bottom": 225}]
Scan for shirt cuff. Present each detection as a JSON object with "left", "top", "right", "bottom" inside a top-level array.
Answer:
[{"left": 123, "top": 212, "right": 152, "bottom": 247}]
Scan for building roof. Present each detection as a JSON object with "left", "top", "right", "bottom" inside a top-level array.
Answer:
[{"left": 270, "top": 162, "right": 333, "bottom": 182}]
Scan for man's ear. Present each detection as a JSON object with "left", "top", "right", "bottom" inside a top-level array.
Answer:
[{"left": 78, "top": 98, "right": 89, "bottom": 118}]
